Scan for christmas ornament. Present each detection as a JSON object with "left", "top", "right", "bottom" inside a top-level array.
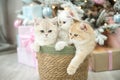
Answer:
[
  {"left": 114, "top": 13, "right": 120, "bottom": 23},
  {"left": 42, "top": 6, "right": 53, "bottom": 18},
  {"left": 107, "top": 17, "right": 115, "bottom": 24},
  {"left": 93, "top": 0, "right": 105, "bottom": 5}
]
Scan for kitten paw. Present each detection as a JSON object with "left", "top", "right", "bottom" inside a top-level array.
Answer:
[
  {"left": 67, "top": 65, "right": 77, "bottom": 75},
  {"left": 55, "top": 41, "right": 68, "bottom": 51}
]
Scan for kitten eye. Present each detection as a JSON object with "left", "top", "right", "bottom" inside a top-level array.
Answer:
[
  {"left": 48, "top": 30, "right": 52, "bottom": 33},
  {"left": 69, "top": 33, "right": 72, "bottom": 35},
  {"left": 74, "top": 34, "right": 78, "bottom": 37},
  {"left": 40, "top": 30, "right": 44, "bottom": 33},
  {"left": 63, "top": 21, "right": 66, "bottom": 24}
]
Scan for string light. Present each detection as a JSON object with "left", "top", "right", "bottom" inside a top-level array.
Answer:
[
  {"left": 30, "top": 3, "right": 34, "bottom": 6},
  {"left": 52, "top": 5, "right": 56, "bottom": 9},
  {"left": 104, "top": 23, "right": 107, "bottom": 26},
  {"left": 78, "top": 6, "right": 81, "bottom": 9},
  {"left": 64, "top": 7, "right": 69, "bottom": 10},
  {"left": 84, "top": 0, "right": 87, "bottom": 2}
]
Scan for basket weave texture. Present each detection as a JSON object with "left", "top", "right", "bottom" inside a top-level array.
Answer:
[{"left": 37, "top": 46, "right": 89, "bottom": 80}]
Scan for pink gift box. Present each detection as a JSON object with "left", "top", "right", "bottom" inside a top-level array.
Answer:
[
  {"left": 18, "top": 26, "right": 34, "bottom": 35},
  {"left": 17, "top": 26, "right": 34, "bottom": 47},
  {"left": 107, "top": 28, "right": 120, "bottom": 48},
  {"left": 18, "top": 35, "right": 34, "bottom": 47},
  {"left": 17, "top": 47, "right": 37, "bottom": 68}
]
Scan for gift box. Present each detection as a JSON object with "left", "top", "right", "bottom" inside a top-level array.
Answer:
[
  {"left": 18, "top": 26, "right": 34, "bottom": 47},
  {"left": 106, "top": 28, "right": 120, "bottom": 48},
  {"left": 18, "top": 26, "right": 33, "bottom": 35},
  {"left": 17, "top": 26, "right": 36, "bottom": 67},
  {"left": 22, "top": 5, "right": 43, "bottom": 20},
  {"left": 16, "top": 35, "right": 20, "bottom": 46},
  {"left": 90, "top": 47, "right": 120, "bottom": 72},
  {"left": 17, "top": 47, "right": 37, "bottom": 68},
  {"left": 18, "top": 34, "right": 34, "bottom": 47}
]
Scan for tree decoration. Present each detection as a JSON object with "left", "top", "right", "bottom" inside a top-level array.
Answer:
[
  {"left": 42, "top": 6, "right": 53, "bottom": 18},
  {"left": 38, "top": 0, "right": 67, "bottom": 5},
  {"left": 95, "top": 23, "right": 120, "bottom": 45},
  {"left": 93, "top": 0, "right": 105, "bottom": 5},
  {"left": 113, "top": 13, "right": 120, "bottom": 23},
  {"left": 61, "top": 2, "right": 84, "bottom": 20},
  {"left": 96, "top": 9, "right": 107, "bottom": 26}
]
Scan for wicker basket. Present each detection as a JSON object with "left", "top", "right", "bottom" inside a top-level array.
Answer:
[{"left": 37, "top": 45, "right": 89, "bottom": 80}]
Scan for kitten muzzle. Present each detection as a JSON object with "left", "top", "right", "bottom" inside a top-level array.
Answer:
[{"left": 45, "top": 34, "right": 48, "bottom": 37}]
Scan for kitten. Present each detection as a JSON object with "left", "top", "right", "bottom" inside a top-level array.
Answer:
[
  {"left": 33, "top": 18, "right": 58, "bottom": 52},
  {"left": 58, "top": 10, "right": 73, "bottom": 41},
  {"left": 67, "top": 20, "right": 96, "bottom": 75},
  {"left": 55, "top": 10, "right": 73, "bottom": 51}
]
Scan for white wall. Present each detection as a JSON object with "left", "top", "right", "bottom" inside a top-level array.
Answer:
[{"left": 7, "top": 0, "right": 22, "bottom": 44}]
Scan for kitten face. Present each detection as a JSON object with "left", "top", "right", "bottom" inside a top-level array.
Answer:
[
  {"left": 58, "top": 10, "right": 72, "bottom": 30},
  {"left": 34, "top": 18, "right": 58, "bottom": 42},
  {"left": 69, "top": 21, "right": 95, "bottom": 41}
]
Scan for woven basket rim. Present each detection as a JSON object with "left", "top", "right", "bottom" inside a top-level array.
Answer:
[{"left": 38, "top": 45, "right": 76, "bottom": 54}]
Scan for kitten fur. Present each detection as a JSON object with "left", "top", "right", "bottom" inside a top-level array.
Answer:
[
  {"left": 33, "top": 18, "right": 58, "bottom": 52},
  {"left": 58, "top": 10, "right": 73, "bottom": 41},
  {"left": 55, "top": 10, "right": 73, "bottom": 51},
  {"left": 67, "top": 20, "right": 96, "bottom": 75}
]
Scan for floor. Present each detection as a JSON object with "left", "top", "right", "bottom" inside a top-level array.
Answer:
[{"left": 0, "top": 53, "right": 120, "bottom": 80}]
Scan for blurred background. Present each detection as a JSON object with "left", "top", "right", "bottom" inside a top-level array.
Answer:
[{"left": 0, "top": 0, "right": 22, "bottom": 53}]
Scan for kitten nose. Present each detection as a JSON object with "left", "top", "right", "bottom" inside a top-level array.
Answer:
[
  {"left": 45, "top": 34, "right": 48, "bottom": 36},
  {"left": 71, "top": 36, "right": 74, "bottom": 39}
]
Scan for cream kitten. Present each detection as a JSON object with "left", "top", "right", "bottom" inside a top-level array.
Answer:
[
  {"left": 33, "top": 18, "right": 58, "bottom": 52},
  {"left": 67, "top": 20, "right": 96, "bottom": 75},
  {"left": 55, "top": 10, "right": 73, "bottom": 51}
]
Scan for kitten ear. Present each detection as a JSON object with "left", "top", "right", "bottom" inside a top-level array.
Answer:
[
  {"left": 72, "top": 18, "right": 80, "bottom": 23},
  {"left": 51, "top": 17, "right": 58, "bottom": 25},
  {"left": 33, "top": 18, "right": 42, "bottom": 26},
  {"left": 80, "top": 23, "right": 87, "bottom": 31}
]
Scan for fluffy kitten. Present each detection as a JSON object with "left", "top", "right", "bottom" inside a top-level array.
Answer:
[
  {"left": 33, "top": 18, "right": 58, "bottom": 52},
  {"left": 55, "top": 10, "right": 73, "bottom": 50},
  {"left": 67, "top": 20, "right": 96, "bottom": 75},
  {"left": 58, "top": 10, "right": 73, "bottom": 41}
]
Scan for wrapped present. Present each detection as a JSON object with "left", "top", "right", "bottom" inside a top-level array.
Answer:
[
  {"left": 106, "top": 28, "right": 120, "bottom": 48},
  {"left": 17, "top": 47, "right": 37, "bottom": 68},
  {"left": 17, "top": 26, "right": 36, "bottom": 67},
  {"left": 16, "top": 35, "right": 20, "bottom": 46},
  {"left": 22, "top": 5, "right": 43, "bottom": 20},
  {"left": 18, "top": 26, "right": 34, "bottom": 47},
  {"left": 19, "top": 34, "right": 34, "bottom": 47},
  {"left": 90, "top": 47, "right": 120, "bottom": 72},
  {"left": 22, "top": 6, "right": 33, "bottom": 20},
  {"left": 32, "top": 5, "right": 43, "bottom": 18},
  {"left": 18, "top": 26, "right": 33, "bottom": 35}
]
